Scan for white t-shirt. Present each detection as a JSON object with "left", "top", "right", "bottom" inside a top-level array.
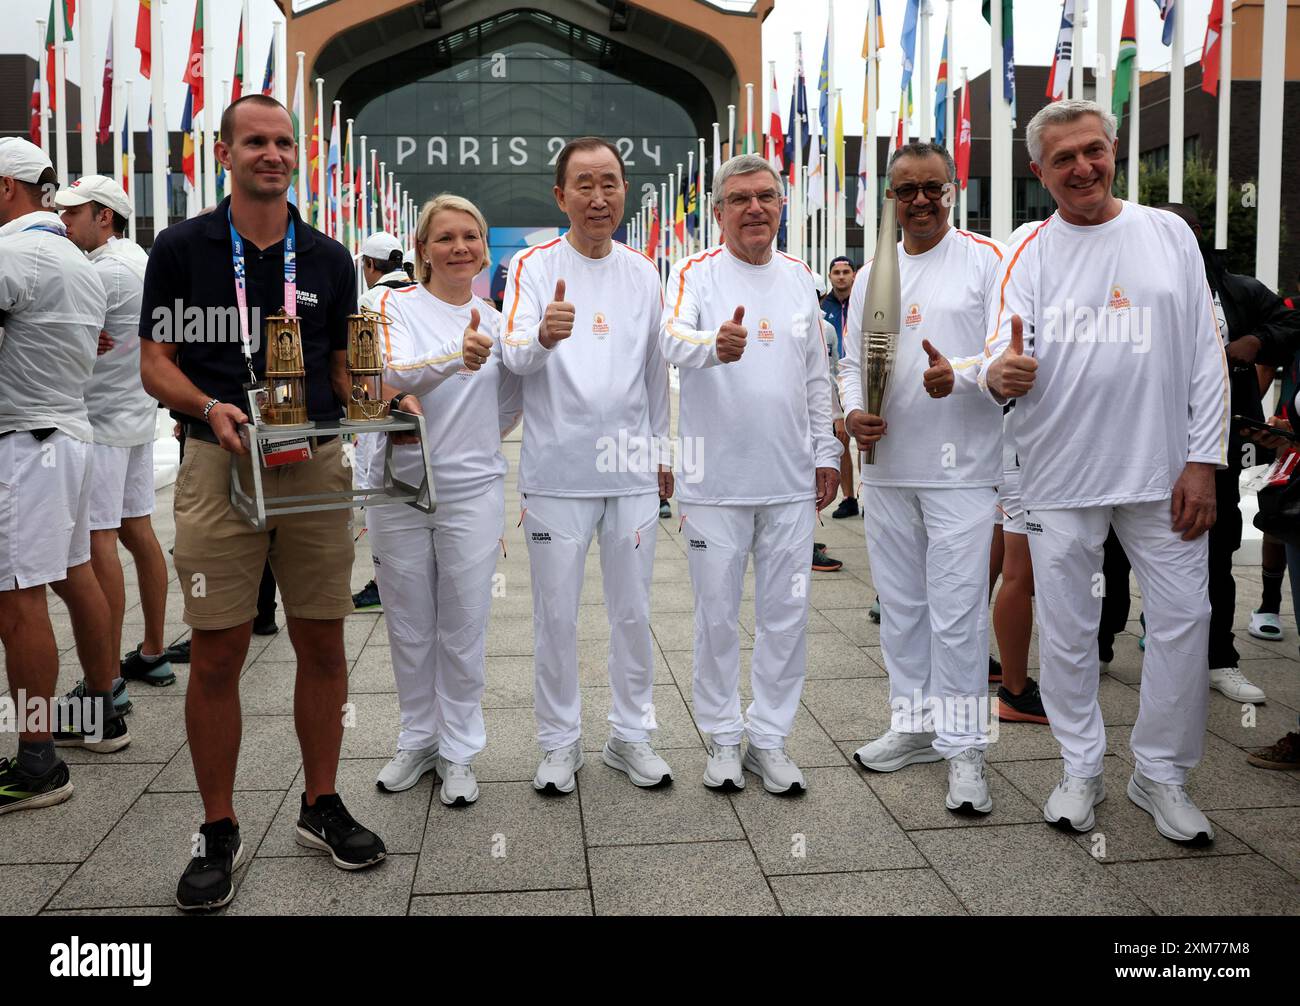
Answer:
[
  {"left": 359, "top": 270, "right": 412, "bottom": 313},
  {"left": 0, "top": 211, "right": 105, "bottom": 442},
  {"left": 371, "top": 284, "right": 522, "bottom": 504},
  {"left": 840, "top": 227, "right": 1006, "bottom": 488},
  {"left": 500, "top": 236, "right": 670, "bottom": 498},
  {"left": 659, "top": 245, "right": 841, "bottom": 505},
  {"left": 978, "top": 202, "right": 1230, "bottom": 509},
  {"left": 84, "top": 239, "right": 157, "bottom": 447}
]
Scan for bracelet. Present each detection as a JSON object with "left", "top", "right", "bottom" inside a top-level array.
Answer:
[
  {"left": 201, "top": 398, "right": 220, "bottom": 422},
  {"left": 389, "top": 392, "right": 409, "bottom": 413}
]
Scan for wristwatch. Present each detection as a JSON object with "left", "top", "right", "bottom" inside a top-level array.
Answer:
[
  {"left": 389, "top": 392, "right": 410, "bottom": 413},
  {"left": 201, "top": 398, "right": 220, "bottom": 422}
]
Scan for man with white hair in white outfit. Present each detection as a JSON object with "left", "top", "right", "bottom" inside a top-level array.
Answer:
[
  {"left": 660, "top": 153, "right": 841, "bottom": 794},
  {"left": 981, "top": 99, "right": 1229, "bottom": 844}
]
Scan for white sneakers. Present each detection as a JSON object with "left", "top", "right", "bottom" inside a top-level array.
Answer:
[
  {"left": 602, "top": 738, "right": 673, "bottom": 787},
  {"left": 375, "top": 745, "right": 439, "bottom": 793},
  {"left": 743, "top": 745, "right": 807, "bottom": 794},
  {"left": 1043, "top": 771, "right": 1106, "bottom": 832},
  {"left": 435, "top": 755, "right": 480, "bottom": 807},
  {"left": 533, "top": 742, "right": 584, "bottom": 794},
  {"left": 1127, "top": 769, "right": 1215, "bottom": 843},
  {"left": 703, "top": 742, "right": 744, "bottom": 790},
  {"left": 945, "top": 748, "right": 993, "bottom": 815},
  {"left": 1209, "top": 667, "right": 1267, "bottom": 704},
  {"left": 852, "top": 730, "right": 942, "bottom": 772},
  {"left": 1248, "top": 609, "right": 1283, "bottom": 641}
]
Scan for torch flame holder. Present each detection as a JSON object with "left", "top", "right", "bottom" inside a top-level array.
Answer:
[{"left": 229, "top": 387, "right": 437, "bottom": 531}]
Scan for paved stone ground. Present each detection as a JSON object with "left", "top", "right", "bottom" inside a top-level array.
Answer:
[{"left": 4, "top": 424, "right": 1300, "bottom": 916}]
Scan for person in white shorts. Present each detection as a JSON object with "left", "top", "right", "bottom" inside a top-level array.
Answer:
[
  {"left": 365, "top": 196, "right": 522, "bottom": 804},
  {"left": 0, "top": 140, "right": 128, "bottom": 819},
  {"left": 981, "top": 100, "right": 1229, "bottom": 844},
  {"left": 56, "top": 175, "right": 176, "bottom": 708},
  {"left": 660, "top": 154, "right": 841, "bottom": 794},
  {"left": 502, "top": 137, "right": 673, "bottom": 795},
  {"left": 350, "top": 230, "right": 412, "bottom": 613},
  {"left": 841, "top": 142, "right": 1005, "bottom": 815}
]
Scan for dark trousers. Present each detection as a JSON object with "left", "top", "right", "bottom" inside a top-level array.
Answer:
[
  {"left": 1098, "top": 527, "right": 1132, "bottom": 656},
  {"left": 1208, "top": 466, "right": 1242, "bottom": 669}
]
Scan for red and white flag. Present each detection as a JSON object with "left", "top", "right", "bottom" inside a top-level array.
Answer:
[
  {"left": 1201, "top": 0, "right": 1224, "bottom": 96},
  {"left": 955, "top": 81, "right": 971, "bottom": 190},
  {"left": 29, "top": 74, "right": 42, "bottom": 145},
  {"left": 768, "top": 71, "right": 785, "bottom": 173},
  {"left": 97, "top": 27, "right": 114, "bottom": 144}
]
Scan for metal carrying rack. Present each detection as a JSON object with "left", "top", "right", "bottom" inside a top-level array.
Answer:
[{"left": 229, "top": 388, "right": 437, "bottom": 531}]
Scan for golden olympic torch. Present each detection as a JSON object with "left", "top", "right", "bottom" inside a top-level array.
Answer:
[{"left": 859, "top": 194, "right": 900, "bottom": 465}]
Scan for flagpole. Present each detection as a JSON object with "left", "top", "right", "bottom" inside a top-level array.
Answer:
[
  {"left": 959, "top": 67, "right": 969, "bottom": 232},
  {"left": 1096, "top": 0, "right": 1113, "bottom": 116},
  {"left": 346, "top": 117, "right": 356, "bottom": 254},
  {"left": 221, "top": 79, "right": 231, "bottom": 200},
  {"left": 149, "top": 0, "right": 166, "bottom": 236},
  {"left": 110, "top": 0, "right": 122, "bottom": 187},
  {"left": 370, "top": 152, "right": 378, "bottom": 235},
  {"left": 273, "top": 22, "right": 286, "bottom": 104},
  {"left": 1128, "top": 3, "right": 1141, "bottom": 204},
  {"left": 1073, "top": 7, "right": 1086, "bottom": 100},
  {"left": 745, "top": 82, "right": 754, "bottom": 153},
  {"left": 315, "top": 79, "right": 326, "bottom": 230},
  {"left": 1168, "top": 0, "right": 1185, "bottom": 202},
  {"left": 825, "top": 0, "right": 837, "bottom": 261},
  {"left": 1213, "top": 0, "right": 1232, "bottom": 249},
  {"left": 295, "top": 52, "right": 307, "bottom": 208},
  {"left": 78, "top": 0, "right": 97, "bottom": 177},
  {"left": 865, "top": 7, "right": 878, "bottom": 252},
  {"left": 193, "top": 112, "right": 204, "bottom": 217},
  {"left": 835, "top": 89, "right": 846, "bottom": 257},
  {"left": 1255, "top": 0, "right": 1285, "bottom": 289},
  {"left": 53, "top": 0, "right": 68, "bottom": 186},
  {"left": 203, "top": 0, "right": 217, "bottom": 208},
  {"left": 242, "top": 0, "right": 253, "bottom": 95},
  {"left": 793, "top": 32, "right": 805, "bottom": 262},
  {"left": 697, "top": 136, "right": 706, "bottom": 247},
  {"left": 727, "top": 104, "right": 736, "bottom": 158},
  {"left": 685, "top": 150, "right": 695, "bottom": 254},
  {"left": 945, "top": 1, "right": 956, "bottom": 158},
  {"left": 378, "top": 160, "right": 386, "bottom": 236},
  {"left": 359, "top": 134, "right": 368, "bottom": 245},
  {"left": 919, "top": 0, "right": 932, "bottom": 142},
  {"left": 36, "top": 18, "right": 49, "bottom": 159},
  {"left": 333, "top": 101, "right": 343, "bottom": 240},
  {"left": 126, "top": 78, "right": 137, "bottom": 240},
  {"left": 989, "top": 0, "right": 1012, "bottom": 241}
]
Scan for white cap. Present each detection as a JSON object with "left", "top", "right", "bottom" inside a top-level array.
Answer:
[
  {"left": 55, "top": 174, "right": 133, "bottom": 219},
  {"left": 402, "top": 246, "right": 415, "bottom": 267},
  {"left": 0, "top": 137, "right": 53, "bottom": 184},
  {"left": 360, "top": 231, "right": 402, "bottom": 262}
]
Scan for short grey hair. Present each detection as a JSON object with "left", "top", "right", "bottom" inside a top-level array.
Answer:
[
  {"left": 1025, "top": 99, "right": 1118, "bottom": 164},
  {"left": 712, "top": 153, "right": 782, "bottom": 205},
  {"left": 886, "top": 141, "right": 957, "bottom": 186}
]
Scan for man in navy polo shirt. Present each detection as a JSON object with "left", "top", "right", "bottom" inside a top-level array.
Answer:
[{"left": 140, "top": 94, "right": 386, "bottom": 911}]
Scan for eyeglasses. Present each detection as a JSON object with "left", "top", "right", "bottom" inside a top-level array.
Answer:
[
  {"left": 724, "top": 191, "right": 782, "bottom": 209},
  {"left": 892, "top": 182, "right": 949, "bottom": 204}
]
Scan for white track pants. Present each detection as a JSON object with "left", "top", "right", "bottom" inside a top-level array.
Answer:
[
  {"left": 1026, "top": 500, "right": 1211, "bottom": 785},
  {"left": 861, "top": 485, "right": 995, "bottom": 757},
  {"left": 682, "top": 500, "right": 815, "bottom": 748},
  {"left": 523, "top": 492, "right": 659, "bottom": 750},
  {"left": 366, "top": 479, "right": 504, "bottom": 764}
]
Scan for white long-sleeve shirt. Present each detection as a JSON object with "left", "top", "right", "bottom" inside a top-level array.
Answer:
[
  {"left": 659, "top": 245, "right": 840, "bottom": 505},
  {"left": 84, "top": 238, "right": 156, "bottom": 448},
  {"left": 368, "top": 284, "right": 522, "bottom": 504},
  {"left": 840, "top": 227, "right": 1006, "bottom": 488},
  {"left": 0, "top": 211, "right": 105, "bottom": 442},
  {"left": 500, "top": 236, "right": 670, "bottom": 498},
  {"left": 977, "top": 202, "right": 1230, "bottom": 510}
]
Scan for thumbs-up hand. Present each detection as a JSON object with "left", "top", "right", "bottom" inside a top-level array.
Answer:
[
  {"left": 540, "top": 278, "right": 576, "bottom": 349},
  {"left": 921, "top": 338, "right": 954, "bottom": 399},
  {"left": 716, "top": 306, "right": 747, "bottom": 363},
  {"left": 462, "top": 307, "right": 493, "bottom": 372},
  {"left": 988, "top": 313, "right": 1038, "bottom": 399}
]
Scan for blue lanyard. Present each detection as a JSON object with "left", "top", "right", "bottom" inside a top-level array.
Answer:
[
  {"left": 22, "top": 224, "right": 65, "bottom": 236},
  {"left": 228, "top": 208, "right": 297, "bottom": 381}
]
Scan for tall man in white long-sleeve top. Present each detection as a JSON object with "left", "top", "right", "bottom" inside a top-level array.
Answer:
[
  {"left": 840, "top": 142, "right": 1006, "bottom": 816},
  {"left": 981, "top": 100, "right": 1230, "bottom": 843},
  {"left": 660, "top": 154, "right": 841, "bottom": 794},
  {"left": 501, "top": 137, "right": 674, "bottom": 794}
]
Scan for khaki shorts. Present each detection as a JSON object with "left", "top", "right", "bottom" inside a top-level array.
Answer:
[{"left": 172, "top": 437, "right": 354, "bottom": 630}]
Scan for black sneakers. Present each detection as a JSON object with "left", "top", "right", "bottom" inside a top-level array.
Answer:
[
  {"left": 831, "top": 496, "right": 859, "bottom": 519},
  {"left": 252, "top": 616, "right": 280, "bottom": 636},
  {"left": 176, "top": 818, "right": 243, "bottom": 911},
  {"left": 164, "top": 639, "right": 191, "bottom": 664},
  {"left": 120, "top": 645, "right": 177, "bottom": 686},
  {"left": 0, "top": 756, "right": 73, "bottom": 816},
  {"left": 997, "top": 678, "right": 1050, "bottom": 724},
  {"left": 295, "top": 793, "right": 387, "bottom": 870},
  {"left": 812, "top": 545, "right": 843, "bottom": 572},
  {"left": 351, "top": 579, "right": 382, "bottom": 612},
  {"left": 53, "top": 710, "right": 132, "bottom": 754}
]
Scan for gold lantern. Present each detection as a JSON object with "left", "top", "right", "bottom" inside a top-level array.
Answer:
[
  {"left": 261, "top": 312, "right": 311, "bottom": 428},
  {"left": 343, "top": 310, "right": 390, "bottom": 424}
]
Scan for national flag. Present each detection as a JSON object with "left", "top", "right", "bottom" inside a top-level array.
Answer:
[
  {"left": 1047, "top": 0, "right": 1077, "bottom": 101},
  {"left": 230, "top": 12, "right": 245, "bottom": 103},
  {"left": 29, "top": 74, "right": 41, "bottom": 146},
  {"left": 44, "top": 0, "right": 74, "bottom": 114},
  {"left": 684, "top": 174, "right": 698, "bottom": 236},
  {"left": 900, "top": 0, "right": 920, "bottom": 93},
  {"left": 135, "top": 0, "right": 151, "bottom": 79},
  {"left": 183, "top": 0, "right": 204, "bottom": 115},
  {"left": 817, "top": 18, "right": 831, "bottom": 155},
  {"left": 1114, "top": 0, "right": 1138, "bottom": 124},
  {"left": 307, "top": 106, "right": 320, "bottom": 223},
  {"left": 807, "top": 156, "right": 825, "bottom": 214},
  {"left": 674, "top": 174, "right": 687, "bottom": 243},
  {"left": 121, "top": 106, "right": 130, "bottom": 193},
  {"left": 1153, "top": 0, "right": 1176, "bottom": 48},
  {"left": 887, "top": 91, "right": 906, "bottom": 161},
  {"left": 862, "top": 0, "right": 886, "bottom": 58},
  {"left": 768, "top": 72, "right": 785, "bottom": 173},
  {"left": 855, "top": 135, "right": 869, "bottom": 226},
  {"left": 784, "top": 45, "right": 811, "bottom": 184},
  {"left": 261, "top": 42, "right": 275, "bottom": 96},
  {"left": 982, "top": 1, "right": 1016, "bottom": 119},
  {"left": 935, "top": 27, "right": 950, "bottom": 145},
  {"left": 97, "top": 27, "right": 114, "bottom": 144},
  {"left": 342, "top": 118, "right": 355, "bottom": 244},
  {"left": 180, "top": 89, "right": 195, "bottom": 188},
  {"left": 834, "top": 93, "right": 845, "bottom": 192},
  {"left": 956, "top": 81, "right": 971, "bottom": 189},
  {"left": 646, "top": 205, "right": 660, "bottom": 259},
  {"left": 327, "top": 105, "right": 341, "bottom": 235},
  {"left": 1201, "top": 0, "right": 1224, "bottom": 96}
]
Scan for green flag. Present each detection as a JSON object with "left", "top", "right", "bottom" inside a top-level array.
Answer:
[
  {"left": 1113, "top": 0, "right": 1138, "bottom": 127},
  {"left": 45, "top": 0, "right": 74, "bottom": 45}
]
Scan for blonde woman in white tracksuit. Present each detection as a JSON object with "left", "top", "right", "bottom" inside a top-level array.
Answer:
[{"left": 365, "top": 194, "right": 522, "bottom": 806}]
